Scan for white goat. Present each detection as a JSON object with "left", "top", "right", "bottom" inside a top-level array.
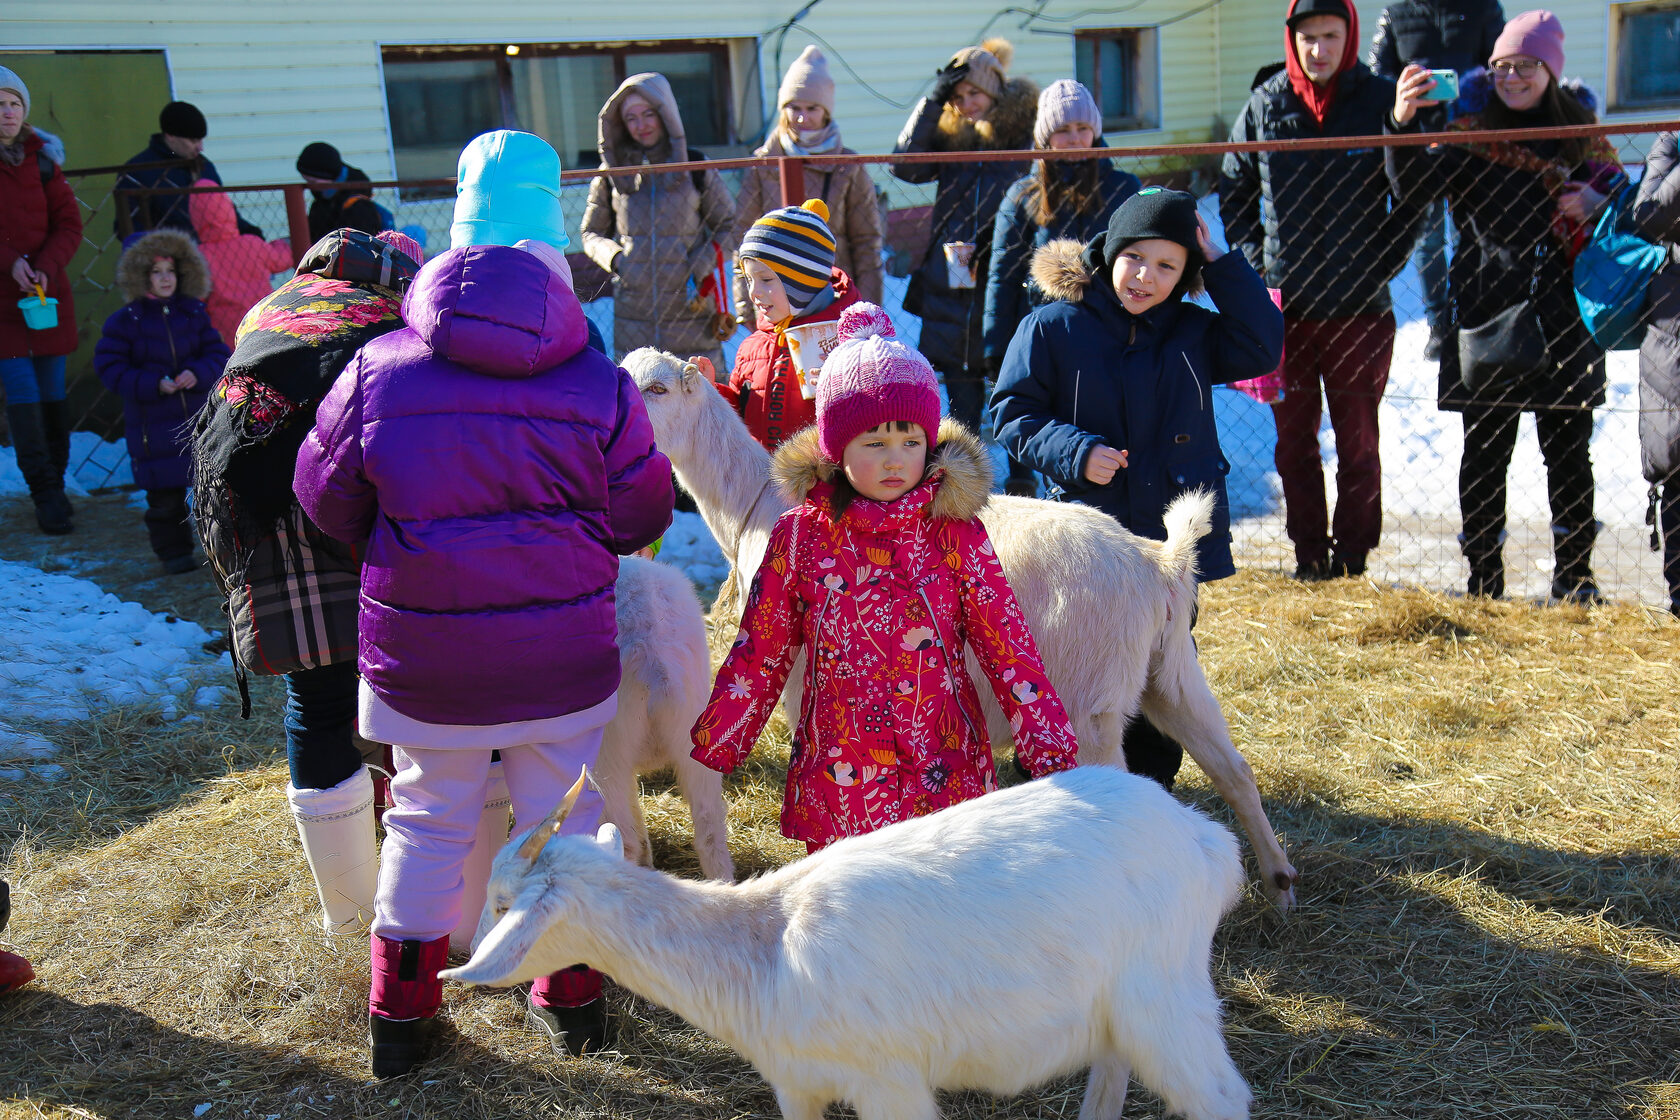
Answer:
[
  {"left": 445, "top": 764, "right": 1251, "bottom": 1120},
  {"left": 600, "top": 555, "right": 733, "bottom": 881},
  {"left": 621, "top": 348, "right": 1298, "bottom": 910},
  {"left": 454, "top": 556, "right": 731, "bottom": 952}
]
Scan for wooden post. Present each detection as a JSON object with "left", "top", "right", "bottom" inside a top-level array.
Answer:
[
  {"left": 283, "top": 184, "right": 312, "bottom": 262},
  {"left": 777, "top": 156, "right": 806, "bottom": 207}
]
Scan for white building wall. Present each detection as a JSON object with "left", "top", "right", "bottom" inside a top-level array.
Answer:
[{"left": 3, "top": 0, "right": 1302, "bottom": 186}]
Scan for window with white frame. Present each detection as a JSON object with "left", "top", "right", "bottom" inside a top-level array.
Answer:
[
  {"left": 1611, "top": 1, "right": 1680, "bottom": 110},
  {"left": 381, "top": 39, "right": 760, "bottom": 193},
  {"left": 1074, "top": 28, "right": 1161, "bottom": 132}
]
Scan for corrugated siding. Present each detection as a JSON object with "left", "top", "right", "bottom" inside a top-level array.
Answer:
[{"left": 0, "top": 0, "right": 1642, "bottom": 187}]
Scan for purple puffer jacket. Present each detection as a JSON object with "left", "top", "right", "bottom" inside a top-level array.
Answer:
[
  {"left": 293, "top": 245, "right": 674, "bottom": 727},
  {"left": 94, "top": 296, "right": 229, "bottom": 490}
]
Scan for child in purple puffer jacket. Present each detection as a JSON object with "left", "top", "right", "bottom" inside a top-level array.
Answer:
[{"left": 294, "top": 131, "right": 674, "bottom": 1079}]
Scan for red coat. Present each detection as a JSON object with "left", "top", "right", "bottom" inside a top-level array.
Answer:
[
  {"left": 0, "top": 128, "right": 82, "bottom": 359},
  {"left": 717, "top": 267, "right": 859, "bottom": 451},
  {"left": 189, "top": 183, "right": 295, "bottom": 349},
  {"left": 691, "top": 423, "right": 1078, "bottom": 848}
]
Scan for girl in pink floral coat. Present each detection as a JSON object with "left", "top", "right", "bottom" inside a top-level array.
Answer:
[{"left": 691, "top": 303, "right": 1077, "bottom": 850}]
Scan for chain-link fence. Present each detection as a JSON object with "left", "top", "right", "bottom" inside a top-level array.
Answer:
[{"left": 44, "top": 122, "right": 1680, "bottom": 605}]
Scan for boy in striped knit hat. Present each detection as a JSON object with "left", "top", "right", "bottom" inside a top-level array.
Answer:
[{"left": 716, "top": 198, "right": 862, "bottom": 450}]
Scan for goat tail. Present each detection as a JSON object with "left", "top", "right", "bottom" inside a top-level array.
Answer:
[{"left": 1157, "top": 490, "right": 1213, "bottom": 586}]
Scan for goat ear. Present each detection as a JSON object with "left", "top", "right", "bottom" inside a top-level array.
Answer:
[
  {"left": 441, "top": 896, "right": 553, "bottom": 988},
  {"left": 596, "top": 821, "right": 624, "bottom": 859}
]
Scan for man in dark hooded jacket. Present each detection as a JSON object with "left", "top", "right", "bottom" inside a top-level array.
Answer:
[{"left": 1220, "top": 0, "right": 1421, "bottom": 581}]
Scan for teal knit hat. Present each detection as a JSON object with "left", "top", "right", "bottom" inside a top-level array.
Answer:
[{"left": 450, "top": 130, "right": 569, "bottom": 251}]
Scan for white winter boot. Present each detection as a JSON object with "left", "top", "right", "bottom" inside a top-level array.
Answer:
[
  {"left": 287, "top": 766, "right": 379, "bottom": 934},
  {"left": 451, "top": 761, "right": 511, "bottom": 954}
]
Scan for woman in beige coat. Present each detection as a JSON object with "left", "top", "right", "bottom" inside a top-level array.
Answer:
[
  {"left": 581, "top": 72, "right": 738, "bottom": 369},
  {"left": 730, "top": 46, "right": 884, "bottom": 326}
]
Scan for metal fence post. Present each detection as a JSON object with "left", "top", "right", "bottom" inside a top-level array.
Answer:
[
  {"left": 283, "top": 184, "right": 311, "bottom": 261},
  {"left": 778, "top": 156, "right": 806, "bottom": 207}
]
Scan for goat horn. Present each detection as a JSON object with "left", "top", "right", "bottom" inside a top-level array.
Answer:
[{"left": 516, "top": 767, "right": 591, "bottom": 862}]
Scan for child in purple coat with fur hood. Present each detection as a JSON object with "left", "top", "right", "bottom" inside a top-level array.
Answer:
[
  {"left": 95, "top": 230, "right": 230, "bottom": 571},
  {"left": 294, "top": 131, "right": 674, "bottom": 1079}
]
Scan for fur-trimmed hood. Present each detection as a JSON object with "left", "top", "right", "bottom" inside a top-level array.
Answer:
[
  {"left": 116, "top": 229, "right": 211, "bottom": 301},
  {"left": 1029, "top": 237, "right": 1093, "bottom": 304},
  {"left": 597, "top": 71, "right": 690, "bottom": 194},
  {"left": 930, "top": 75, "right": 1039, "bottom": 153},
  {"left": 771, "top": 418, "right": 993, "bottom": 520}
]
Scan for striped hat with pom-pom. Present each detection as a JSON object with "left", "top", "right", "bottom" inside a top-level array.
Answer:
[
  {"left": 816, "top": 302, "right": 942, "bottom": 462},
  {"left": 738, "top": 198, "right": 836, "bottom": 314}
]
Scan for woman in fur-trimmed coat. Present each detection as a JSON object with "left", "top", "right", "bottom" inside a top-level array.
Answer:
[{"left": 890, "top": 38, "right": 1038, "bottom": 432}]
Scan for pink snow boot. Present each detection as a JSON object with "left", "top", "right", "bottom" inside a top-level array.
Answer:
[
  {"left": 528, "top": 964, "right": 610, "bottom": 1056},
  {"left": 369, "top": 933, "right": 449, "bottom": 1078}
]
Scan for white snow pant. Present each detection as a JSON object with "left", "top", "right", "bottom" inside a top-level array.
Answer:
[{"left": 370, "top": 715, "right": 610, "bottom": 943}]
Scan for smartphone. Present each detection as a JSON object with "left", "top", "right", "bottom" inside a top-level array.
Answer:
[{"left": 1424, "top": 69, "right": 1459, "bottom": 102}]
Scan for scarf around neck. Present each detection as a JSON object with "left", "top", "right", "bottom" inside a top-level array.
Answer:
[
  {"left": 783, "top": 122, "right": 842, "bottom": 157},
  {"left": 0, "top": 124, "right": 32, "bottom": 167}
]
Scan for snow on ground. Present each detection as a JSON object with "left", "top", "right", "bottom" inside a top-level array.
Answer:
[
  {"left": 658, "top": 510, "right": 730, "bottom": 600},
  {"left": 0, "top": 560, "right": 227, "bottom": 776}
]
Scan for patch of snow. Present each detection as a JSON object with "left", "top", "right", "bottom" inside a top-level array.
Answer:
[{"left": 0, "top": 559, "right": 223, "bottom": 771}]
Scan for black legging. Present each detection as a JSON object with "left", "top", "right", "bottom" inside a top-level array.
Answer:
[{"left": 1459, "top": 405, "right": 1594, "bottom": 556}]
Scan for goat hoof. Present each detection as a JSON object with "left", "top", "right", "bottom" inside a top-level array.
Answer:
[
  {"left": 369, "top": 1013, "right": 436, "bottom": 1079},
  {"left": 527, "top": 997, "right": 611, "bottom": 1057}
]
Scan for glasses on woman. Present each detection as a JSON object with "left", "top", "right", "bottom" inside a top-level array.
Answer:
[{"left": 1490, "top": 59, "right": 1541, "bottom": 80}]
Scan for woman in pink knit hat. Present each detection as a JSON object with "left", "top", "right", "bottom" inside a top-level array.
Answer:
[
  {"left": 690, "top": 302, "right": 1078, "bottom": 853},
  {"left": 1388, "top": 8, "right": 1624, "bottom": 603}
]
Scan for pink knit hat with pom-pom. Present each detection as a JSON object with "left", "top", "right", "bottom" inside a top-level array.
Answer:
[{"left": 816, "top": 302, "right": 942, "bottom": 463}]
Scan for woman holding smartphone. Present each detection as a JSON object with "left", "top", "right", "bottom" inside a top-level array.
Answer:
[{"left": 1386, "top": 10, "right": 1622, "bottom": 602}]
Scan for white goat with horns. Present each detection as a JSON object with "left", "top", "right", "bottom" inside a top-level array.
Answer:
[
  {"left": 621, "top": 347, "right": 1298, "bottom": 909},
  {"left": 445, "top": 764, "right": 1253, "bottom": 1120}
]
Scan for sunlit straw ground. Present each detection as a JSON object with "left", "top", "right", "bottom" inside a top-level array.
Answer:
[{"left": 1, "top": 491, "right": 1677, "bottom": 1118}]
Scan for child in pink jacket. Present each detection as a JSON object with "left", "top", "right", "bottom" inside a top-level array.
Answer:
[
  {"left": 691, "top": 302, "right": 1078, "bottom": 852},
  {"left": 188, "top": 178, "right": 294, "bottom": 348}
]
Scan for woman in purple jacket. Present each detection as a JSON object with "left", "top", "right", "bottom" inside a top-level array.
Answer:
[
  {"left": 294, "top": 131, "right": 674, "bottom": 1080},
  {"left": 95, "top": 230, "right": 230, "bottom": 571}
]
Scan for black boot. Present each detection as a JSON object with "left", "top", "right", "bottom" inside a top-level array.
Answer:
[
  {"left": 1466, "top": 546, "right": 1504, "bottom": 599},
  {"left": 1550, "top": 522, "right": 1602, "bottom": 604},
  {"left": 5, "top": 403, "right": 72, "bottom": 535},
  {"left": 38, "top": 400, "right": 74, "bottom": 517},
  {"left": 369, "top": 1014, "right": 437, "bottom": 1079}
]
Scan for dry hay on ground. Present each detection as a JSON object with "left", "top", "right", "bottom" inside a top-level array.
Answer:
[{"left": 1, "top": 568, "right": 1677, "bottom": 1119}]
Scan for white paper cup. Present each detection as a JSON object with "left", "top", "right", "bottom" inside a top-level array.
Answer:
[
  {"left": 784, "top": 320, "right": 842, "bottom": 399},
  {"left": 943, "top": 241, "right": 977, "bottom": 289}
]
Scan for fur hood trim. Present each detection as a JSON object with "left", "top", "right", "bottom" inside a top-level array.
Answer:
[
  {"left": 1031, "top": 237, "right": 1094, "bottom": 303},
  {"left": 931, "top": 75, "right": 1039, "bottom": 153},
  {"left": 597, "top": 72, "right": 690, "bottom": 194},
  {"left": 771, "top": 418, "right": 994, "bottom": 520},
  {"left": 117, "top": 229, "right": 211, "bottom": 302}
]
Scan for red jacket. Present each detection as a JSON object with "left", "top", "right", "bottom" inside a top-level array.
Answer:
[
  {"left": 189, "top": 183, "right": 295, "bottom": 349},
  {"left": 0, "top": 128, "right": 82, "bottom": 360},
  {"left": 691, "top": 422, "right": 1078, "bottom": 848},
  {"left": 717, "top": 267, "right": 859, "bottom": 450}
]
